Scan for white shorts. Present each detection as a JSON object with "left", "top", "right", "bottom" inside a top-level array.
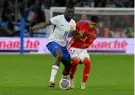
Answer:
[{"left": 69, "top": 47, "right": 90, "bottom": 62}]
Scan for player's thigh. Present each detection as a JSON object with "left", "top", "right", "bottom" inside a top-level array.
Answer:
[
  {"left": 46, "top": 42, "right": 62, "bottom": 57},
  {"left": 61, "top": 47, "right": 71, "bottom": 61},
  {"left": 79, "top": 50, "right": 90, "bottom": 62},
  {"left": 69, "top": 48, "right": 79, "bottom": 60}
]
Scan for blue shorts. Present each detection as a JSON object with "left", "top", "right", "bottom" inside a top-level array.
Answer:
[{"left": 46, "top": 42, "right": 70, "bottom": 60}]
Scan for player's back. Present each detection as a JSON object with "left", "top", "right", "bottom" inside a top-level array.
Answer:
[{"left": 49, "top": 15, "right": 76, "bottom": 47}]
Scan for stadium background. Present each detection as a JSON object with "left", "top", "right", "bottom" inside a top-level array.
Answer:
[{"left": 0, "top": 0, "right": 134, "bottom": 95}]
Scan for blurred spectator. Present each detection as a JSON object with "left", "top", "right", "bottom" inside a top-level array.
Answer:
[
  {"left": 25, "top": 0, "right": 45, "bottom": 24},
  {"left": 24, "top": 0, "right": 45, "bottom": 37},
  {"left": 94, "top": 0, "right": 106, "bottom": 7},
  {"left": 108, "top": 15, "right": 134, "bottom": 38},
  {"left": 114, "top": 0, "right": 134, "bottom": 7},
  {"left": 1, "top": 0, "right": 15, "bottom": 31},
  {"left": 52, "top": 0, "right": 66, "bottom": 7},
  {"left": 109, "top": 28, "right": 127, "bottom": 38},
  {"left": 0, "top": 0, "right": 133, "bottom": 38},
  {"left": 125, "top": 28, "right": 134, "bottom": 38},
  {"left": 73, "top": 0, "right": 134, "bottom": 8},
  {"left": 0, "top": 24, "right": 15, "bottom": 37},
  {"left": 78, "top": 14, "right": 89, "bottom": 22},
  {"left": 17, "top": 0, "right": 27, "bottom": 19},
  {"left": 41, "top": 0, "right": 52, "bottom": 9},
  {"left": 106, "top": 1, "right": 116, "bottom": 7},
  {"left": 89, "top": 0, "right": 95, "bottom": 7},
  {"left": 81, "top": 14, "right": 88, "bottom": 20},
  {"left": 73, "top": 0, "right": 91, "bottom": 7}
]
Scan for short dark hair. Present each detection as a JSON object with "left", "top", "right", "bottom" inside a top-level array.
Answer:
[
  {"left": 90, "top": 16, "right": 99, "bottom": 23},
  {"left": 66, "top": 0, "right": 75, "bottom": 8},
  {"left": 66, "top": 4, "right": 75, "bottom": 9}
]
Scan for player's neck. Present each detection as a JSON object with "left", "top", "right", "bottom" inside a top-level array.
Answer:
[
  {"left": 64, "top": 15, "right": 71, "bottom": 22},
  {"left": 89, "top": 28, "right": 95, "bottom": 31}
]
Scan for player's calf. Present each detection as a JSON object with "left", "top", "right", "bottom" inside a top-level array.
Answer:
[
  {"left": 69, "top": 57, "right": 80, "bottom": 89},
  {"left": 49, "top": 65, "right": 59, "bottom": 87},
  {"left": 80, "top": 57, "right": 91, "bottom": 89},
  {"left": 61, "top": 59, "right": 71, "bottom": 80},
  {"left": 82, "top": 57, "right": 91, "bottom": 83},
  {"left": 49, "top": 50, "right": 63, "bottom": 87},
  {"left": 70, "top": 57, "right": 80, "bottom": 79}
]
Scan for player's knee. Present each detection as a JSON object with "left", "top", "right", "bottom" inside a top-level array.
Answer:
[
  {"left": 65, "top": 61, "right": 71, "bottom": 69},
  {"left": 72, "top": 57, "right": 80, "bottom": 65},
  {"left": 83, "top": 57, "right": 91, "bottom": 66},
  {"left": 62, "top": 59, "right": 71, "bottom": 68}
]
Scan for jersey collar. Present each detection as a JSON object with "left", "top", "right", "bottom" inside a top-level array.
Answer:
[{"left": 64, "top": 15, "right": 71, "bottom": 22}]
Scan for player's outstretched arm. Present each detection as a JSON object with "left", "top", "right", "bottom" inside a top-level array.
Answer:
[{"left": 31, "top": 21, "right": 51, "bottom": 31}]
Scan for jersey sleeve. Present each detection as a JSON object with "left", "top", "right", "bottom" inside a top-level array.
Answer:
[{"left": 50, "top": 15, "right": 61, "bottom": 25}]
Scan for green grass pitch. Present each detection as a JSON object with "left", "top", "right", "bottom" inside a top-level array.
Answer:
[{"left": 0, "top": 54, "right": 134, "bottom": 95}]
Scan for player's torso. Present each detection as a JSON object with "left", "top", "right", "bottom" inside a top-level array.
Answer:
[
  {"left": 50, "top": 15, "right": 75, "bottom": 46},
  {"left": 70, "top": 22, "right": 96, "bottom": 48}
]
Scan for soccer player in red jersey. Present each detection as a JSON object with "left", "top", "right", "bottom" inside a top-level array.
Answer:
[{"left": 68, "top": 16, "right": 99, "bottom": 89}]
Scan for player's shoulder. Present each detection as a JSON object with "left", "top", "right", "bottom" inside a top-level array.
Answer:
[
  {"left": 77, "top": 21, "right": 89, "bottom": 28},
  {"left": 70, "top": 19, "right": 76, "bottom": 27},
  {"left": 52, "top": 15, "right": 64, "bottom": 19},
  {"left": 70, "top": 19, "right": 76, "bottom": 24},
  {"left": 57, "top": 15, "right": 64, "bottom": 17},
  {"left": 90, "top": 28, "right": 98, "bottom": 35}
]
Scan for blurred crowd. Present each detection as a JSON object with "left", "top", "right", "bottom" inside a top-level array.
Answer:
[
  {"left": 0, "top": 0, "right": 134, "bottom": 38},
  {"left": 77, "top": 14, "right": 134, "bottom": 38},
  {"left": 50, "top": 0, "right": 134, "bottom": 8}
]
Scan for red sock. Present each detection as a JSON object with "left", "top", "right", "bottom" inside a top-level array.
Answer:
[
  {"left": 82, "top": 58, "right": 91, "bottom": 83},
  {"left": 70, "top": 57, "right": 80, "bottom": 79}
]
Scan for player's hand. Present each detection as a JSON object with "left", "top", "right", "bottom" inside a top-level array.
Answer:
[
  {"left": 31, "top": 25, "right": 39, "bottom": 31},
  {"left": 70, "top": 25, "right": 74, "bottom": 31},
  {"left": 79, "top": 30, "right": 85, "bottom": 37}
]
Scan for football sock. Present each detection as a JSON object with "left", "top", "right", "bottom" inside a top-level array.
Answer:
[
  {"left": 49, "top": 65, "right": 59, "bottom": 82},
  {"left": 70, "top": 58, "right": 80, "bottom": 79},
  {"left": 61, "top": 75, "right": 70, "bottom": 80},
  {"left": 82, "top": 58, "right": 91, "bottom": 83}
]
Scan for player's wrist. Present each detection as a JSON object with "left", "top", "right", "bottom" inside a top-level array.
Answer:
[{"left": 43, "top": 22, "right": 47, "bottom": 28}]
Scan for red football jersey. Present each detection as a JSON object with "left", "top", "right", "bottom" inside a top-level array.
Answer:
[{"left": 68, "top": 22, "right": 97, "bottom": 49}]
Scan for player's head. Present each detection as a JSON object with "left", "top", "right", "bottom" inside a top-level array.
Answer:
[
  {"left": 64, "top": 4, "right": 75, "bottom": 21},
  {"left": 89, "top": 16, "right": 99, "bottom": 29},
  {"left": 81, "top": 14, "right": 87, "bottom": 20}
]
